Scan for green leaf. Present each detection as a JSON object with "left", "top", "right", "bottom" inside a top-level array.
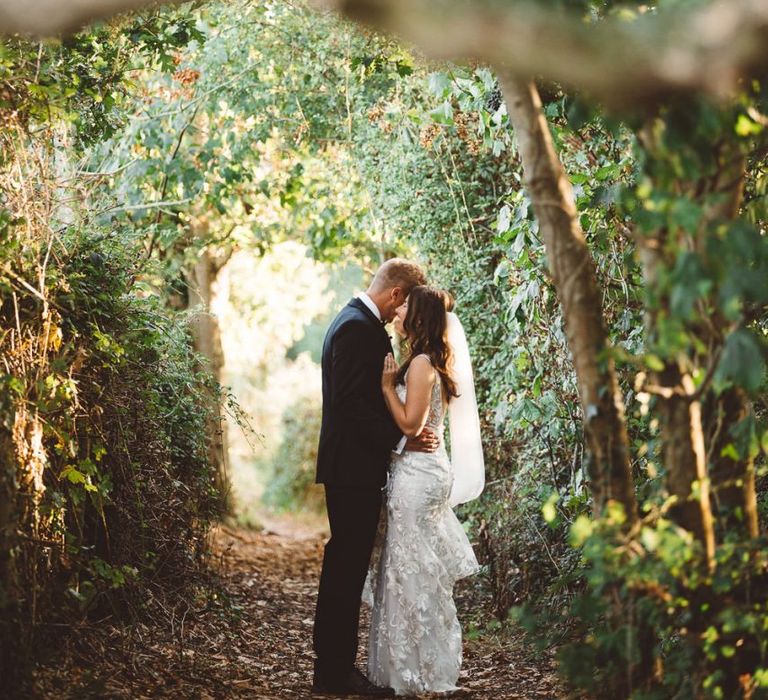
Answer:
[
  {"left": 735, "top": 113, "right": 762, "bottom": 137},
  {"left": 644, "top": 354, "right": 665, "bottom": 372},
  {"left": 428, "top": 101, "right": 453, "bottom": 125},
  {"left": 60, "top": 465, "right": 86, "bottom": 484},
  {"left": 496, "top": 204, "right": 511, "bottom": 233},
  {"left": 532, "top": 373, "right": 543, "bottom": 398},
  {"left": 570, "top": 515, "right": 594, "bottom": 547},
  {"left": 640, "top": 527, "right": 660, "bottom": 552},
  {"left": 715, "top": 328, "right": 765, "bottom": 392},
  {"left": 670, "top": 251, "right": 712, "bottom": 318},
  {"left": 542, "top": 492, "right": 559, "bottom": 524},
  {"left": 670, "top": 200, "right": 703, "bottom": 234},
  {"left": 594, "top": 164, "right": 617, "bottom": 182},
  {"left": 426, "top": 72, "right": 451, "bottom": 98}
]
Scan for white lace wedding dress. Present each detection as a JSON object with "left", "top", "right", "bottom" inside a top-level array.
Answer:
[{"left": 365, "top": 359, "right": 480, "bottom": 695}]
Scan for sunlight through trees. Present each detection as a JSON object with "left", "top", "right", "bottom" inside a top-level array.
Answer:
[{"left": 3, "top": 1, "right": 768, "bottom": 697}]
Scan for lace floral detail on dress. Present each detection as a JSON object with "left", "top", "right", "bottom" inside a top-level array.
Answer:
[{"left": 365, "top": 360, "right": 480, "bottom": 696}]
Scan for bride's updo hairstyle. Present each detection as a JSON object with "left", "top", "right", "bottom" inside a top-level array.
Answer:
[{"left": 396, "top": 285, "right": 459, "bottom": 400}]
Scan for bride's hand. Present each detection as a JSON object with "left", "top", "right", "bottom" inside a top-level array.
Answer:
[
  {"left": 382, "top": 353, "right": 398, "bottom": 391},
  {"left": 405, "top": 428, "right": 439, "bottom": 453}
]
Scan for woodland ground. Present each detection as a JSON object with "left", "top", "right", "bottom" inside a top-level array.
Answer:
[{"left": 25, "top": 512, "right": 561, "bottom": 699}]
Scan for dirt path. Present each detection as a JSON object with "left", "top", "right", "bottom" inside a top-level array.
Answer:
[{"left": 28, "top": 517, "right": 561, "bottom": 699}]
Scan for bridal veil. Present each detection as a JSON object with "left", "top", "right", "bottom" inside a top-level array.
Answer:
[{"left": 446, "top": 311, "right": 485, "bottom": 506}]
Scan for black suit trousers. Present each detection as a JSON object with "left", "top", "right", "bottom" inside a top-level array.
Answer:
[{"left": 313, "top": 484, "right": 383, "bottom": 681}]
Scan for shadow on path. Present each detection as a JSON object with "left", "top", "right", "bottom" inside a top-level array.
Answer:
[{"left": 28, "top": 515, "right": 561, "bottom": 699}]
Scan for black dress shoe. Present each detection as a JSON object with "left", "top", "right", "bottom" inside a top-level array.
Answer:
[
  {"left": 348, "top": 667, "right": 395, "bottom": 696},
  {"left": 312, "top": 667, "right": 395, "bottom": 697},
  {"left": 312, "top": 667, "right": 346, "bottom": 695}
]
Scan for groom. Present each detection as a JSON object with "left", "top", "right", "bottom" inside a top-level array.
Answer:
[{"left": 312, "top": 258, "right": 435, "bottom": 697}]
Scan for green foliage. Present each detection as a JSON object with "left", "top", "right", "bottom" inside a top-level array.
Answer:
[
  {"left": 352, "top": 45, "right": 768, "bottom": 695},
  {"left": 525, "top": 516, "right": 768, "bottom": 699},
  {"left": 0, "top": 9, "right": 219, "bottom": 686},
  {"left": 0, "top": 215, "right": 221, "bottom": 681},
  {"left": 4, "top": 1, "right": 768, "bottom": 696},
  {"left": 620, "top": 95, "right": 768, "bottom": 390},
  {"left": 346, "top": 59, "right": 653, "bottom": 624},
  {"left": 262, "top": 395, "right": 325, "bottom": 513},
  {"left": 87, "top": 0, "right": 401, "bottom": 282},
  {"left": 0, "top": 9, "right": 203, "bottom": 145}
]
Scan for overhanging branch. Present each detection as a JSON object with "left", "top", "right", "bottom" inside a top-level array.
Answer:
[
  {"left": 312, "top": 0, "right": 768, "bottom": 108},
  {"left": 0, "top": 0, "right": 178, "bottom": 36},
  {"left": 7, "top": 0, "right": 768, "bottom": 109}
]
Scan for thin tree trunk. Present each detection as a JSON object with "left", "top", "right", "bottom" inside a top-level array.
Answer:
[
  {"left": 186, "top": 220, "right": 232, "bottom": 515},
  {"left": 698, "top": 150, "right": 759, "bottom": 540},
  {"left": 499, "top": 75, "right": 637, "bottom": 524},
  {"left": 656, "top": 365, "right": 716, "bottom": 561},
  {"left": 635, "top": 231, "right": 716, "bottom": 564},
  {"left": 633, "top": 120, "right": 720, "bottom": 565},
  {"left": 706, "top": 387, "right": 759, "bottom": 538}
]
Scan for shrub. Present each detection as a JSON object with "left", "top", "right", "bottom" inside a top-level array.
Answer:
[
  {"left": 261, "top": 395, "right": 325, "bottom": 513},
  {"left": 0, "top": 217, "right": 220, "bottom": 688},
  {"left": 513, "top": 512, "right": 768, "bottom": 699}
]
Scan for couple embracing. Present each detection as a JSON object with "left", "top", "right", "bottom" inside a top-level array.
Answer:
[{"left": 312, "top": 259, "right": 485, "bottom": 697}]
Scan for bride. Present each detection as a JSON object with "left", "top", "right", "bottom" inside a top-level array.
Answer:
[{"left": 366, "top": 285, "right": 485, "bottom": 696}]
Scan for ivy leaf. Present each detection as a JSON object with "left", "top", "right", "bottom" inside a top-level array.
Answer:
[
  {"left": 669, "top": 251, "right": 711, "bottom": 318},
  {"left": 714, "top": 328, "right": 765, "bottom": 392},
  {"left": 427, "top": 72, "right": 451, "bottom": 98},
  {"left": 496, "top": 204, "right": 511, "bottom": 233},
  {"left": 60, "top": 465, "right": 87, "bottom": 484},
  {"left": 428, "top": 101, "right": 453, "bottom": 125}
]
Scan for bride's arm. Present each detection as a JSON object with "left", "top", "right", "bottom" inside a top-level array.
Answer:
[{"left": 381, "top": 354, "right": 435, "bottom": 438}]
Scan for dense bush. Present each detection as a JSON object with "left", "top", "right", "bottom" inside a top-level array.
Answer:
[
  {"left": 513, "top": 510, "right": 768, "bottom": 699},
  {"left": 4, "top": 2, "right": 768, "bottom": 696},
  {"left": 0, "top": 145, "right": 220, "bottom": 689}
]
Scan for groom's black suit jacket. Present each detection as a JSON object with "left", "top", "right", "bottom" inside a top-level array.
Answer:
[{"left": 316, "top": 298, "right": 403, "bottom": 488}]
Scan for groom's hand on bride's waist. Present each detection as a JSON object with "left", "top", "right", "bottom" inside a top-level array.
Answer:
[{"left": 404, "top": 428, "right": 439, "bottom": 453}]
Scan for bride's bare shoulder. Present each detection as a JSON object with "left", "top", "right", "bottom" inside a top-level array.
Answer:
[{"left": 407, "top": 354, "right": 436, "bottom": 381}]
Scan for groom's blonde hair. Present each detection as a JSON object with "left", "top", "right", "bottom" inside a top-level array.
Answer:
[{"left": 369, "top": 258, "right": 426, "bottom": 296}]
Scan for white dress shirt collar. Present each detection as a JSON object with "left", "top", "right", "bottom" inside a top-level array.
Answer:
[{"left": 357, "top": 292, "right": 383, "bottom": 322}]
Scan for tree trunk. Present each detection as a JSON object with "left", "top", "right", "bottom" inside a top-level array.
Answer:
[
  {"left": 633, "top": 119, "right": 725, "bottom": 565},
  {"left": 655, "top": 365, "right": 716, "bottom": 561},
  {"left": 634, "top": 225, "right": 716, "bottom": 564},
  {"left": 698, "top": 149, "right": 759, "bottom": 540},
  {"left": 705, "top": 387, "right": 759, "bottom": 539},
  {"left": 499, "top": 75, "right": 637, "bottom": 524},
  {"left": 186, "top": 220, "right": 232, "bottom": 515}
]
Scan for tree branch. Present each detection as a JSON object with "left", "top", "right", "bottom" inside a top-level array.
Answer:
[
  {"left": 8, "top": 0, "right": 768, "bottom": 109},
  {"left": 500, "top": 75, "right": 637, "bottom": 522},
  {"left": 0, "top": 0, "right": 177, "bottom": 36},
  {"left": 313, "top": 0, "right": 768, "bottom": 108}
]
